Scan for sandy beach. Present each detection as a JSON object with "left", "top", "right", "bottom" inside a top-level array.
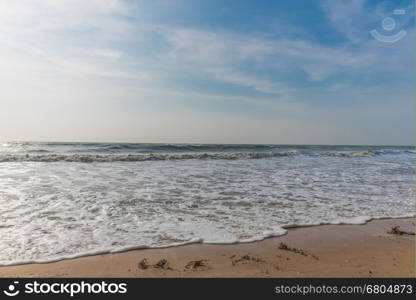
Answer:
[{"left": 0, "top": 218, "right": 414, "bottom": 278}]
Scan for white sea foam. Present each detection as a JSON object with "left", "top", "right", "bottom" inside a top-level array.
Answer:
[
  {"left": 325, "top": 150, "right": 375, "bottom": 157},
  {"left": 0, "top": 151, "right": 297, "bottom": 162},
  {"left": 0, "top": 144, "right": 414, "bottom": 265},
  {"left": 1, "top": 214, "right": 414, "bottom": 266}
]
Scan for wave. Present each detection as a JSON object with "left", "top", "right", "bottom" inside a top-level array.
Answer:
[
  {"left": 374, "top": 149, "right": 416, "bottom": 155},
  {"left": 1, "top": 142, "right": 279, "bottom": 150},
  {"left": 0, "top": 214, "right": 413, "bottom": 266},
  {"left": 78, "top": 143, "right": 283, "bottom": 154},
  {"left": 0, "top": 150, "right": 298, "bottom": 163},
  {"left": 325, "top": 149, "right": 416, "bottom": 157},
  {"left": 1, "top": 148, "right": 414, "bottom": 162},
  {"left": 2, "top": 143, "right": 414, "bottom": 156},
  {"left": 325, "top": 150, "right": 375, "bottom": 157}
]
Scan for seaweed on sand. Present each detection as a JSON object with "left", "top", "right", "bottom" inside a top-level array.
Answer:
[
  {"left": 387, "top": 226, "right": 415, "bottom": 236},
  {"left": 278, "top": 242, "right": 319, "bottom": 260}
]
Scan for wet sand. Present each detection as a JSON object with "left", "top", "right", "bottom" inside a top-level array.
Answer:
[{"left": 0, "top": 218, "right": 414, "bottom": 277}]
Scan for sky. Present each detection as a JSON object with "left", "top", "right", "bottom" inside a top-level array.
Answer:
[{"left": 0, "top": 0, "right": 414, "bottom": 145}]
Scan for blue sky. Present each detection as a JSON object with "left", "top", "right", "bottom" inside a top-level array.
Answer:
[{"left": 0, "top": 0, "right": 414, "bottom": 144}]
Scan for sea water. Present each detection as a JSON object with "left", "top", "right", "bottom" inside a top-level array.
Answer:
[{"left": 0, "top": 142, "right": 414, "bottom": 265}]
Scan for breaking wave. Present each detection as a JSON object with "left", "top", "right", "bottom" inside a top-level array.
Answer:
[
  {"left": 326, "top": 149, "right": 416, "bottom": 157},
  {"left": 0, "top": 150, "right": 298, "bottom": 162},
  {"left": 1, "top": 148, "right": 414, "bottom": 162},
  {"left": 325, "top": 150, "right": 375, "bottom": 157}
]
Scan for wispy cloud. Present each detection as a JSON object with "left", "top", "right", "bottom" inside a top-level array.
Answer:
[
  {"left": 160, "top": 26, "right": 378, "bottom": 85},
  {"left": 85, "top": 49, "right": 123, "bottom": 59},
  {"left": 321, "top": 0, "right": 367, "bottom": 42}
]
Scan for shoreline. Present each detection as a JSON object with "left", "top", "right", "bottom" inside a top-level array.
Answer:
[
  {"left": 0, "top": 215, "right": 414, "bottom": 267},
  {"left": 0, "top": 217, "right": 414, "bottom": 277}
]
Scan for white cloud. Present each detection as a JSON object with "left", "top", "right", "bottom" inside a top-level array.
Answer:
[
  {"left": 85, "top": 49, "right": 123, "bottom": 59},
  {"left": 0, "top": 0, "right": 132, "bottom": 30},
  {"left": 321, "top": 0, "right": 366, "bottom": 42},
  {"left": 321, "top": 0, "right": 414, "bottom": 44},
  {"left": 206, "top": 68, "right": 294, "bottom": 95},
  {"left": 159, "top": 27, "right": 377, "bottom": 84}
]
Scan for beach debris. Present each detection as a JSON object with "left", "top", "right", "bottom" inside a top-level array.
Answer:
[
  {"left": 185, "top": 259, "right": 208, "bottom": 270},
  {"left": 138, "top": 258, "right": 174, "bottom": 270},
  {"left": 154, "top": 259, "right": 168, "bottom": 269},
  {"left": 138, "top": 258, "right": 150, "bottom": 270},
  {"left": 154, "top": 258, "right": 173, "bottom": 270},
  {"left": 278, "top": 242, "right": 319, "bottom": 260},
  {"left": 387, "top": 226, "right": 415, "bottom": 236},
  {"left": 231, "top": 254, "right": 265, "bottom": 265}
]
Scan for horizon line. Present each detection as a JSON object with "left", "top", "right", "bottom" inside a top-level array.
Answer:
[{"left": 1, "top": 140, "right": 414, "bottom": 147}]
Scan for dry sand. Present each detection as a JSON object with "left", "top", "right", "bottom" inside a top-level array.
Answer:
[{"left": 0, "top": 218, "right": 414, "bottom": 277}]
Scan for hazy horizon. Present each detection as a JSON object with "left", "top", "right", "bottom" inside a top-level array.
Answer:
[
  {"left": 1, "top": 0, "right": 414, "bottom": 145},
  {"left": 1, "top": 140, "right": 413, "bottom": 147}
]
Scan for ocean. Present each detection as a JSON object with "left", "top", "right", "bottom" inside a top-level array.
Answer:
[{"left": 0, "top": 142, "right": 414, "bottom": 265}]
